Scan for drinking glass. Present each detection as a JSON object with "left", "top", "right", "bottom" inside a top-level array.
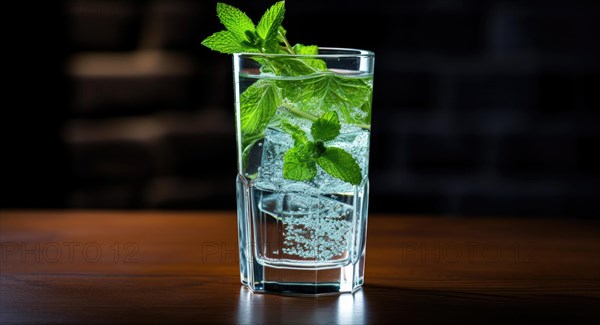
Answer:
[{"left": 234, "top": 48, "right": 374, "bottom": 294}]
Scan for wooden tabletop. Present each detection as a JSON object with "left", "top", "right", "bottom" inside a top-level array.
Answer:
[{"left": 1, "top": 211, "right": 599, "bottom": 324}]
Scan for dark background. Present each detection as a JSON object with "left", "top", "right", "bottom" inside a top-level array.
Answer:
[{"left": 3, "top": 0, "right": 599, "bottom": 217}]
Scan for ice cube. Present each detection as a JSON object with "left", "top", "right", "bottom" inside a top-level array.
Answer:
[{"left": 254, "top": 125, "right": 369, "bottom": 194}]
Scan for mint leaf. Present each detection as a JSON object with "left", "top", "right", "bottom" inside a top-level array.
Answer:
[
  {"left": 283, "top": 73, "right": 372, "bottom": 125},
  {"left": 201, "top": 30, "right": 256, "bottom": 54},
  {"left": 292, "top": 44, "right": 327, "bottom": 70},
  {"left": 217, "top": 2, "right": 255, "bottom": 42},
  {"left": 281, "top": 120, "right": 309, "bottom": 145},
  {"left": 283, "top": 145, "right": 317, "bottom": 181},
  {"left": 293, "top": 44, "right": 318, "bottom": 55},
  {"left": 240, "top": 79, "right": 281, "bottom": 134},
  {"left": 257, "top": 1, "right": 286, "bottom": 43},
  {"left": 261, "top": 57, "right": 319, "bottom": 76},
  {"left": 311, "top": 111, "right": 340, "bottom": 142},
  {"left": 316, "top": 147, "right": 362, "bottom": 185}
]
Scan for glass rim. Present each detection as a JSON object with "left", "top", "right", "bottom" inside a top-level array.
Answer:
[{"left": 233, "top": 47, "right": 374, "bottom": 59}]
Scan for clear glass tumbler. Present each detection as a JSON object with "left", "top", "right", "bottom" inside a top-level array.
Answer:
[{"left": 234, "top": 48, "right": 374, "bottom": 294}]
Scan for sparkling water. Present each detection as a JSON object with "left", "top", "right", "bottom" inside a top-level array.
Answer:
[{"left": 236, "top": 71, "right": 372, "bottom": 294}]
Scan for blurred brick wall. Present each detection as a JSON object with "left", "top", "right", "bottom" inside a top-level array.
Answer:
[{"left": 21, "top": 0, "right": 597, "bottom": 216}]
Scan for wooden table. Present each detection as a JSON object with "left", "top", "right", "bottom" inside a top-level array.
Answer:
[{"left": 1, "top": 211, "right": 599, "bottom": 324}]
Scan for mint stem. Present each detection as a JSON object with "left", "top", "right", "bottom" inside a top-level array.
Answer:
[
  {"left": 281, "top": 103, "right": 318, "bottom": 121},
  {"left": 281, "top": 103, "right": 371, "bottom": 130},
  {"left": 278, "top": 29, "right": 295, "bottom": 54}
]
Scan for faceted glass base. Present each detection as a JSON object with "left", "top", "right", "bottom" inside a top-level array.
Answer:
[
  {"left": 237, "top": 175, "right": 369, "bottom": 295},
  {"left": 243, "top": 254, "right": 366, "bottom": 295}
]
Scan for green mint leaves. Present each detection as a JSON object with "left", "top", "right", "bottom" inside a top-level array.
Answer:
[
  {"left": 202, "top": 1, "right": 287, "bottom": 54},
  {"left": 256, "top": 1, "right": 286, "bottom": 44},
  {"left": 202, "top": 1, "right": 325, "bottom": 61},
  {"left": 216, "top": 3, "right": 255, "bottom": 42},
  {"left": 283, "top": 73, "right": 372, "bottom": 126},
  {"left": 283, "top": 145, "right": 318, "bottom": 181},
  {"left": 316, "top": 148, "right": 362, "bottom": 186},
  {"left": 201, "top": 30, "right": 250, "bottom": 54},
  {"left": 239, "top": 79, "right": 281, "bottom": 135},
  {"left": 311, "top": 111, "right": 341, "bottom": 142},
  {"left": 201, "top": 2, "right": 371, "bottom": 186},
  {"left": 202, "top": 3, "right": 257, "bottom": 54},
  {"left": 283, "top": 112, "right": 362, "bottom": 185}
]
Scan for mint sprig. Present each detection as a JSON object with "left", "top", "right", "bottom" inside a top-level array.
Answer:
[
  {"left": 202, "top": 1, "right": 289, "bottom": 55},
  {"left": 201, "top": 2, "right": 371, "bottom": 185},
  {"left": 202, "top": 2, "right": 327, "bottom": 74},
  {"left": 282, "top": 112, "right": 362, "bottom": 185}
]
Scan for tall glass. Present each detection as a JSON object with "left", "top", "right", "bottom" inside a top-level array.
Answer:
[{"left": 234, "top": 48, "right": 374, "bottom": 294}]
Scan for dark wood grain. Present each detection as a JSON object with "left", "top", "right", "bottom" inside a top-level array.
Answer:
[{"left": 1, "top": 211, "right": 599, "bottom": 324}]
